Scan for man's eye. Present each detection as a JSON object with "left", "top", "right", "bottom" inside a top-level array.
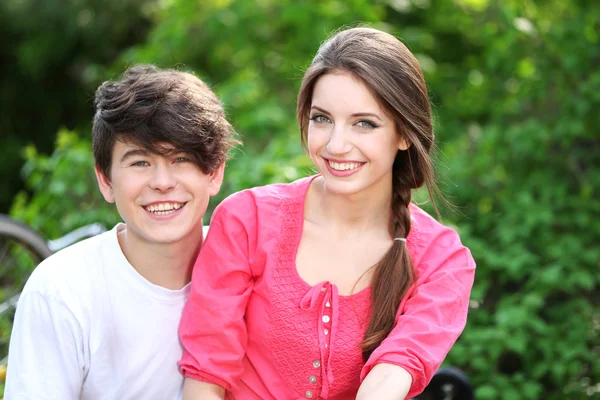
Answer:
[
  {"left": 175, "top": 157, "right": 191, "bottom": 163},
  {"left": 131, "top": 161, "right": 149, "bottom": 167}
]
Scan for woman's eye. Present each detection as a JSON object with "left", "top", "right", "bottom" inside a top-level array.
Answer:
[
  {"left": 310, "top": 114, "right": 331, "bottom": 123},
  {"left": 356, "top": 120, "right": 378, "bottom": 129},
  {"left": 131, "top": 161, "right": 149, "bottom": 167}
]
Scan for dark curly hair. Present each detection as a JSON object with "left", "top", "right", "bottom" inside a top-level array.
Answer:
[{"left": 92, "top": 65, "right": 239, "bottom": 178}]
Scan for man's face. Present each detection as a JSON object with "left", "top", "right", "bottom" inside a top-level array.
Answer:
[{"left": 95, "top": 139, "right": 223, "bottom": 247}]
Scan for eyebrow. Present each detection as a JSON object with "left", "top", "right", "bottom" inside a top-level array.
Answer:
[
  {"left": 310, "top": 105, "right": 384, "bottom": 122},
  {"left": 119, "top": 148, "right": 152, "bottom": 163}
]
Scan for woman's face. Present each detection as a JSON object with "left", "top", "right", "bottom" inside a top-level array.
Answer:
[{"left": 307, "top": 71, "right": 408, "bottom": 198}]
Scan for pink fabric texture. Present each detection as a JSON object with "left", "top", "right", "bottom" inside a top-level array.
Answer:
[{"left": 179, "top": 176, "right": 476, "bottom": 399}]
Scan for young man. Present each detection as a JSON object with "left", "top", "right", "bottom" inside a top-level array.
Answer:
[{"left": 5, "top": 65, "right": 238, "bottom": 399}]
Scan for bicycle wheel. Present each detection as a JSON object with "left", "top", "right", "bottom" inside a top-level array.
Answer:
[{"left": 0, "top": 215, "right": 52, "bottom": 365}]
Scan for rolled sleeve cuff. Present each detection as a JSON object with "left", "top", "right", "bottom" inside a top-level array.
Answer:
[
  {"left": 379, "top": 359, "right": 426, "bottom": 399},
  {"left": 180, "top": 367, "right": 232, "bottom": 392}
]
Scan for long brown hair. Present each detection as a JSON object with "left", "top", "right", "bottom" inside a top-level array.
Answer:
[{"left": 297, "top": 27, "right": 438, "bottom": 361}]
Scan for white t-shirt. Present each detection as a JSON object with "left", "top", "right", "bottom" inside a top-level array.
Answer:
[{"left": 5, "top": 224, "right": 189, "bottom": 400}]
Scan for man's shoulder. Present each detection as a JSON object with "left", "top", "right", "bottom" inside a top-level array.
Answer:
[{"left": 22, "top": 228, "right": 119, "bottom": 298}]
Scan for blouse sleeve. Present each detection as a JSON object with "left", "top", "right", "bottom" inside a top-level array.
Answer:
[
  {"left": 360, "top": 226, "right": 476, "bottom": 399},
  {"left": 178, "top": 193, "right": 257, "bottom": 391}
]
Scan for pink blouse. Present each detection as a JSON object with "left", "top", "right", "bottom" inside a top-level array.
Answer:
[{"left": 179, "top": 176, "right": 476, "bottom": 400}]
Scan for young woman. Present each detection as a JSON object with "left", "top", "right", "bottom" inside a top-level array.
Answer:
[{"left": 178, "top": 27, "right": 476, "bottom": 400}]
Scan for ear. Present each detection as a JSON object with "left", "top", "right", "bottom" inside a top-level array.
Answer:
[
  {"left": 207, "top": 163, "right": 225, "bottom": 197},
  {"left": 397, "top": 136, "right": 411, "bottom": 151},
  {"left": 395, "top": 124, "right": 412, "bottom": 151},
  {"left": 95, "top": 165, "right": 115, "bottom": 203}
]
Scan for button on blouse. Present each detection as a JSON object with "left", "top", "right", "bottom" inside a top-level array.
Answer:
[{"left": 300, "top": 281, "right": 340, "bottom": 398}]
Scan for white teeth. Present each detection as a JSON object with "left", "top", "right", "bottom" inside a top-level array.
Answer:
[
  {"left": 328, "top": 161, "right": 362, "bottom": 171},
  {"left": 145, "top": 202, "right": 184, "bottom": 214}
]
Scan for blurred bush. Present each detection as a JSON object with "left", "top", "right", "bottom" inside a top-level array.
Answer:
[
  {"left": 10, "top": 129, "right": 121, "bottom": 237},
  {"left": 5, "top": 0, "right": 599, "bottom": 399}
]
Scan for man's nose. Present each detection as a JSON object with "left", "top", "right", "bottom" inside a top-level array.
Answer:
[{"left": 148, "top": 163, "right": 176, "bottom": 192}]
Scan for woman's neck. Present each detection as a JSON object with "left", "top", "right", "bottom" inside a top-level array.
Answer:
[{"left": 306, "top": 176, "right": 393, "bottom": 234}]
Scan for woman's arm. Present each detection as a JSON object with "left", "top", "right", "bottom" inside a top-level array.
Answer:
[
  {"left": 359, "top": 226, "right": 476, "bottom": 398},
  {"left": 356, "top": 364, "right": 412, "bottom": 400},
  {"left": 178, "top": 192, "right": 258, "bottom": 395},
  {"left": 182, "top": 378, "right": 225, "bottom": 400}
]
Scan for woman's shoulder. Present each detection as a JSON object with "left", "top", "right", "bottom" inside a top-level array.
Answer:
[
  {"left": 408, "top": 203, "right": 476, "bottom": 295},
  {"left": 409, "top": 203, "right": 460, "bottom": 240},
  {"left": 208, "top": 176, "right": 315, "bottom": 245},
  {"left": 408, "top": 203, "right": 471, "bottom": 264},
  {"left": 216, "top": 175, "right": 316, "bottom": 214}
]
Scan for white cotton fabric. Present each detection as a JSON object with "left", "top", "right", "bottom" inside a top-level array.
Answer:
[{"left": 5, "top": 223, "right": 189, "bottom": 400}]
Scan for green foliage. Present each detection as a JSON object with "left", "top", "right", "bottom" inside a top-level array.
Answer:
[
  {"left": 426, "top": 2, "right": 600, "bottom": 399},
  {"left": 5, "top": 0, "right": 600, "bottom": 399},
  {"left": 10, "top": 129, "right": 120, "bottom": 239}
]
